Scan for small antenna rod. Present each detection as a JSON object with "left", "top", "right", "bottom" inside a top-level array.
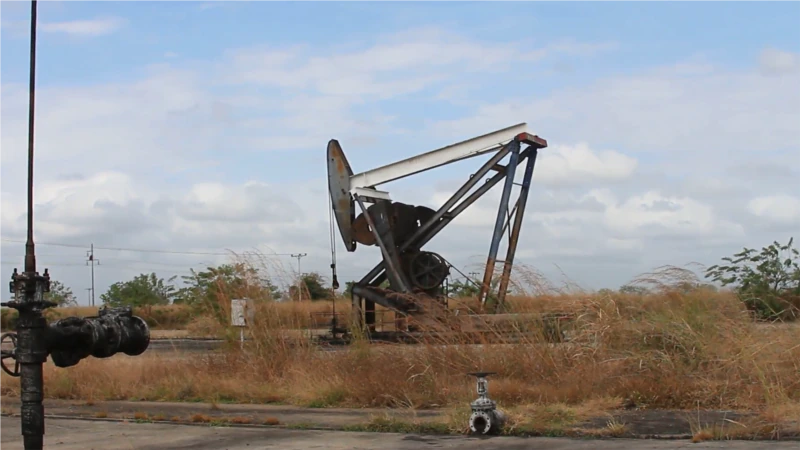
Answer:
[{"left": 24, "top": 0, "right": 38, "bottom": 274}]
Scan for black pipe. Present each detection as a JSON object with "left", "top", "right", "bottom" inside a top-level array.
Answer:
[
  {"left": 46, "top": 307, "right": 150, "bottom": 368},
  {"left": 17, "top": 2, "right": 49, "bottom": 448}
]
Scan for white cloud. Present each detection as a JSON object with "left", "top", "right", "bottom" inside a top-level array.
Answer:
[
  {"left": 592, "top": 190, "right": 745, "bottom": 239},
  {"left": 40, "top": 17, "right": 125, "bottom": 37},
  {"left": 759, "top": 48, "right": 800, "bottom": 75},
  {"left": 748, "top": 195, "right": 800, "bottom": 224},
  {"left": 1, "top": 26, "right": 796, "bottom": 299},
  {"left": 430, "top": 51, "right": 800, "bottom": 162},
  {"left": 534, "top": 142, "right": 637, "bottom": 187},
  {"left": 221, "top": 27, "right": 615, "bottom": 100}
]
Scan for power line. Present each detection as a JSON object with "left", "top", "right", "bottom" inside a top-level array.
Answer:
[{"left": 0, "top": 238, "right": 296, "bottom": 257}]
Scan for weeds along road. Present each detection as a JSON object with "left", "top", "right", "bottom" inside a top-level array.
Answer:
[{"left": 2, "top": 417, "right": 796, "bottom": 450}]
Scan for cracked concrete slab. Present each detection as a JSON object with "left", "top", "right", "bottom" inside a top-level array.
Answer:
[{"left": 2, "top": 417, "right": 798, "bottom": 450}]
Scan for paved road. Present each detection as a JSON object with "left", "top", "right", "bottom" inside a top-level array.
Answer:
[
  {"left": 1, "top": 417, "right": 796, "bottom": 450},
  {"left": 147, "top": 339, "right": 224, "bottom": 353}
]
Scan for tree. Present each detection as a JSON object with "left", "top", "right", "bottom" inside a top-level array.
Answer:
[
  {"left": 45, "top": 280, "right": 77, "bottom": 307},
  {"left": 101, "top": 273, "right": 177, "bottom": 307},
  {"left": 619, "top": 284, "right": 651, "bottom": 295},
  {"left": 448, "top": 279, "right": 480, "bottom": 298},
  {"left": 288, "top": 272, "right": 333, "bottom": 301},
  {"left": 174, "top": 263, "right": 281, "bottom": 307},
  {"left": 705, "top": 237, "right": 800, "bottom": 321}
]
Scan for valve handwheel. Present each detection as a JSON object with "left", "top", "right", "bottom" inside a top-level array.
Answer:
[{"left": 1, "top": 332, "right": 20, "bottom": 377}]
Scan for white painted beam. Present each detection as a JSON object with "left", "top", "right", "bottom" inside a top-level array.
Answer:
[{"left": 349, "top": 123, "right": 528, "bottom": 191}]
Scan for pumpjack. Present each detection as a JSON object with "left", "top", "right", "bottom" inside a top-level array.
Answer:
[{"left": 327, "top": 123, "right": 547, "bottom": 335}]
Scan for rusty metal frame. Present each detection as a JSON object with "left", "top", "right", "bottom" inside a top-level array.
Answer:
[
  {"left": 357, "top": 140, "right": 523, "bottom": 288},
  {"left": 352, "top": 195, "right": 411, "bottom": 293},
  {"left": 355, "top": 148, "right": 545, "bottom": 327},
  {"left": 333, "top": 129, "right": 547, "bottom": 331},
  {"left": 492, "top": 150, "right": 538, "bottom": 310},
  {"left": 477, "top": 141, "right": 521, "bottom": 305}
]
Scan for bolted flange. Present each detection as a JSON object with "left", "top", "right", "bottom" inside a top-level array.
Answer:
[{"left": 468, "top": 409, "right": 507, "bottom": 435}]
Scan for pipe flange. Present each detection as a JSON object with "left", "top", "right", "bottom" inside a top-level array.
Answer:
[{"left": 468, "top": 410, "right": 493, "bottom": 435}]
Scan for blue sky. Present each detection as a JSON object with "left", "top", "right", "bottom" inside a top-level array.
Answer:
[
  {"left": 3, "top": 2, "right": 797, "bottom": 81},
  {"left": 1, "top": 1, "right": 799, "bottom": 304}
]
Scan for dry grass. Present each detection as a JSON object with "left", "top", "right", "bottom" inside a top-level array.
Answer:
[
  {"left": 2, "top": 290, "right": 797, "bottom": 427},
  {"left": 263, "top": 417, "right": 280, "bottom": 426},
  {"left": 1, "top": 260, "right": 798, "bottom": 437}
]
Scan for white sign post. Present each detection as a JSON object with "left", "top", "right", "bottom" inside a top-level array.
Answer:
[{"left": 231, "top": 298, "right": 251, "bottom": 349}]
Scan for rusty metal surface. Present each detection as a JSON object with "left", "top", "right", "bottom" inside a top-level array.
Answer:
[
  {"left": 357, "top": 143, "right": 523, "bottom": 288},
  {"left": 351, "top": 213, "right": 376, "bottom": 245},
  {"left": 495, "top": 149, "right": 539, "bottom": 311},
  {"left": 327, "top": 139, "right": 356, "bottom": 252},
  {"left": 517, "top": 132, "right": 548, "bottom": 149},
  {"left": 479, "top": 139, "right": 521, "bottom": 306},
  {"left": 354, "top": 196, "right": 412, "bottom": 293},
  {"left": 407, "top": 251, "right": 450, "bottom": 291}
]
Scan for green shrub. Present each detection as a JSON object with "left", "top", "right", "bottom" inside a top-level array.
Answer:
[{"left": 706, "top": 237, "right": 800, "bottom": 321}]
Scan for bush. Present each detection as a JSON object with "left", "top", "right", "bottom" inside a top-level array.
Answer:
[{"left": 705, "top": 237, "right": 800, "bottom": 321}]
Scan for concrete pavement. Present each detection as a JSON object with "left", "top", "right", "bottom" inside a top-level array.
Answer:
[{"left": 1, "top": 417, "right": 797, "bottom": 450}]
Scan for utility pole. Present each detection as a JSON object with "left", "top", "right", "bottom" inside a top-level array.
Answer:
[
  {"left": 85, "top": 244, "right": 98, "bottom": 306},
  {"left": 85, "top": 288, "right": 92, "bottom": 305},
  {"left": 469, "top": 272, "right": 480, "bottom": 280},
  {"left": 290, "top": 253, "right": 307, "bottom": 301},
  {"left": 291, "top": 253, "right": 307, "bottom": 274}
]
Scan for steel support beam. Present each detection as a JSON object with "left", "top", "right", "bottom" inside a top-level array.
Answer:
[
  {"left": 360, "top": 145, "right": 533, "bottom": 289},
  {"left": 478, "top": 142, "right": 521, "bottom": 305},
  {"left": 354, "top": 195, "right": 411, "bottom": 293},
  {"left": 357, "top": 140, "right": 518, "bottom": 287},
  {"left": 491, "top": 149, "right": 539, "bottom": 313}
]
